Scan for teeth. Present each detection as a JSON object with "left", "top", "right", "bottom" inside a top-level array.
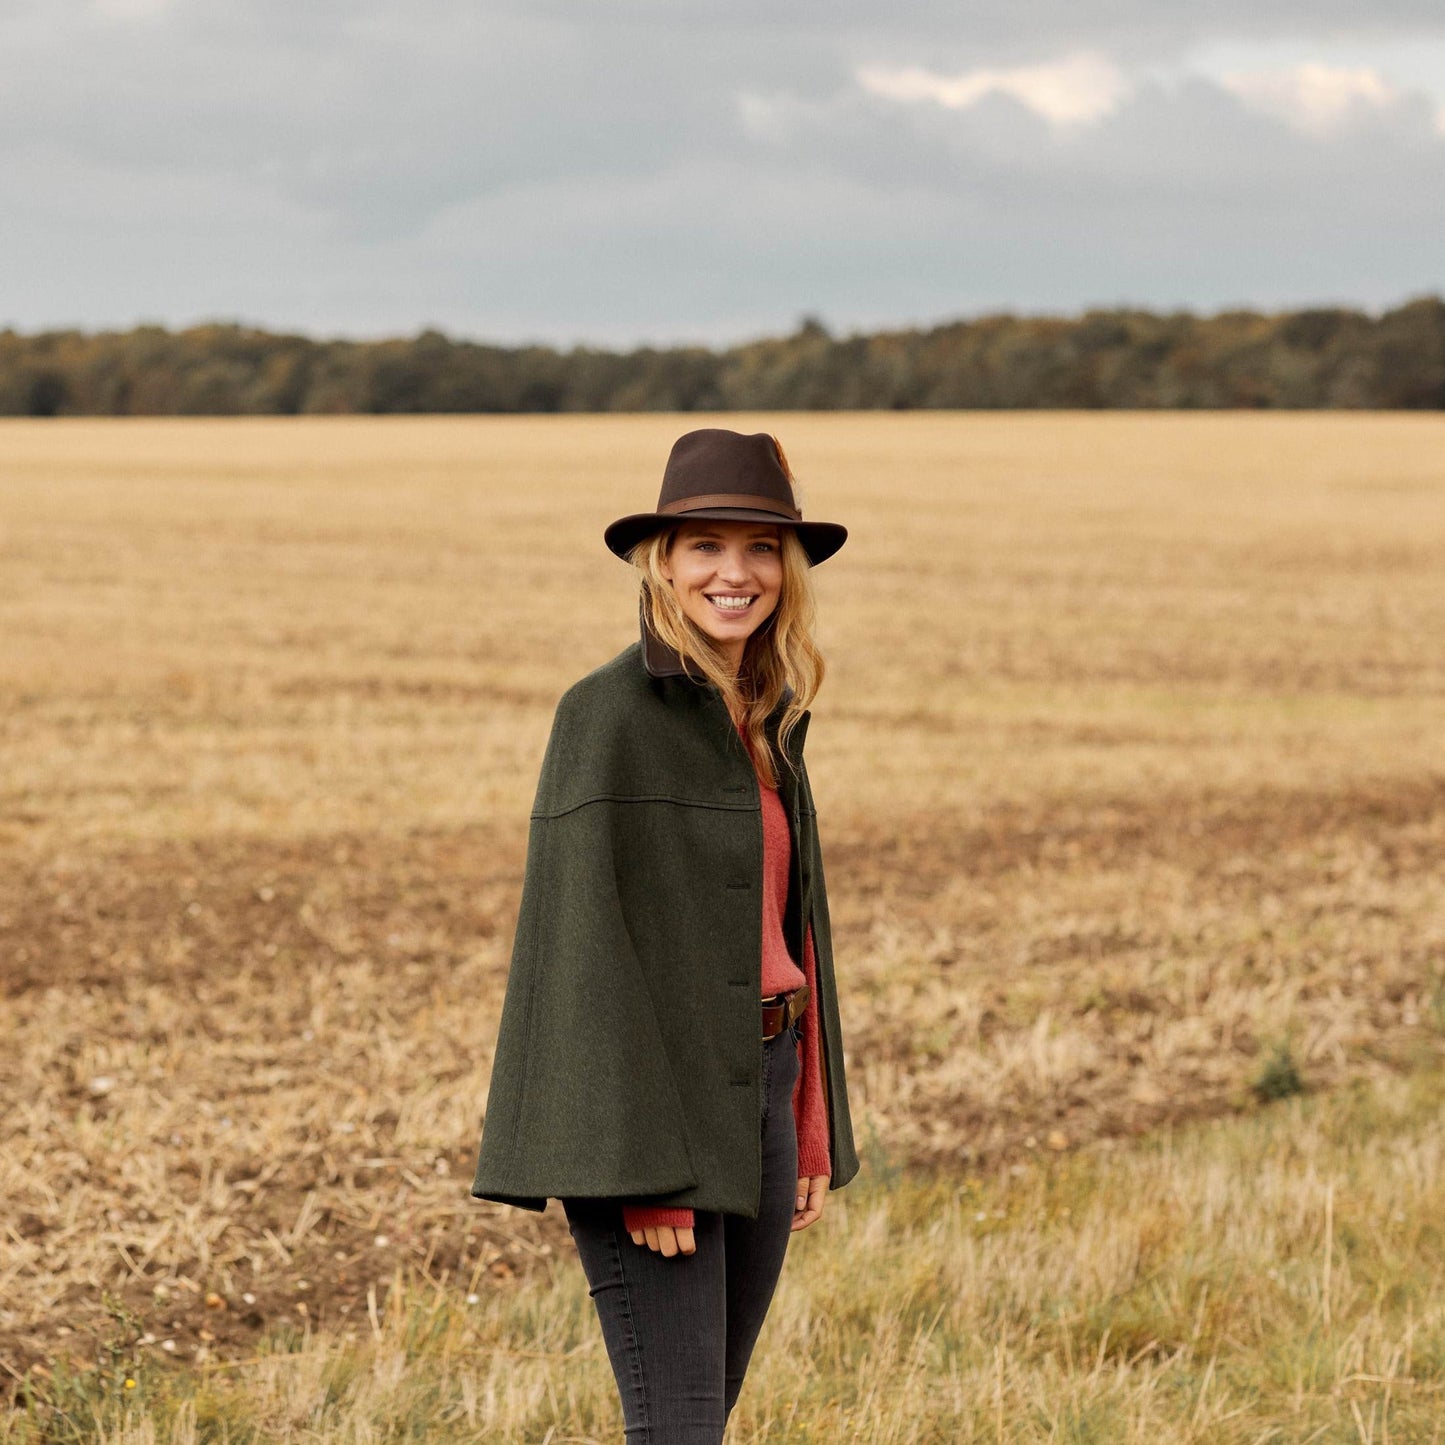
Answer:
[{"left": 708, "top": 596, "right": 754, "bottom": 610}]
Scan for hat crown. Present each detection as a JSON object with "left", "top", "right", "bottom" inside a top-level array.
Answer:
[
  {"left": 602, "top": 427, "right": 846, "bottom": 566},
  {"left": 658, "top": 429, "right": 799, "bottom": 517}
]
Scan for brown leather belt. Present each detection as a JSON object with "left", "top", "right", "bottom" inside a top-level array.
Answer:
[{"left": 761, "top": 984, "right": 810, "bottom": 1041}]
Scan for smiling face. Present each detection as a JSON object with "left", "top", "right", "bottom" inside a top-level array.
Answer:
[{"left": 659, "top": 520, "right": 785, "bottom": 671}]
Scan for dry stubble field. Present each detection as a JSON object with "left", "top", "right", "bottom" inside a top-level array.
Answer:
[{"left": 2, "top": 412, "right": 1445, "bottom": 1441}]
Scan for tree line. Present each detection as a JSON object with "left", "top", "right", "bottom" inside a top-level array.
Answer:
[{"left": 3, "top": 298, "right": 1444, "bottom": 415}]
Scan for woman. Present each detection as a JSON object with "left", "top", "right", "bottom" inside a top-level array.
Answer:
[{"left": 471, "top": 427, "right": 859, "bottom": 1442}]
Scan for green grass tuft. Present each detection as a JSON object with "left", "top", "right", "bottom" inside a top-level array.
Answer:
[{"left": 1250, "top": 1039, "right": 1305, "bottom": 1102}]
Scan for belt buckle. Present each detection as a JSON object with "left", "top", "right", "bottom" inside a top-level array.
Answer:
[
  {"left": 785, "top": 983, "right": 810, "bottom": 1027},
  {"left": 761, "top": 985, "right": 810, "bottom": 1040}
]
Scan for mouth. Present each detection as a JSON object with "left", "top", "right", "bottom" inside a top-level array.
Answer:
[{"left": 704, "top": 593, "right": 758, "bottom": 614}]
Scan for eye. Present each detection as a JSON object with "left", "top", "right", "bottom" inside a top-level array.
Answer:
[{"left": 751, "top": 541, "right": 776, "bottom": 552}]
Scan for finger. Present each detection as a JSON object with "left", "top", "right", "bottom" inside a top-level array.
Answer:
[
  {"left": 791, "top": 1177, "right": 828, "bottom": 1231},
  {"left": 629, "top": 1229, "right": 645, "bottom": 1246},
  {"left": 644, "top": 1227, "right": 660, "bottom": 1253},
  {"left": 658, "top": 1226, "right": 678, "bottom": 1258},
  {"left": 677, "top": 1226, "right": 696, "bottom": 1256},
  {"left": 796, "top": 1177, "right": 808, "bottom": 1212}
]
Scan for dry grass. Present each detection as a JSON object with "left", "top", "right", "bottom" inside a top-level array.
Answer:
[
  {"left": 3, "top": 412, "right": 1444, "bottom": 1437},
  {"left": 10, "top": 1067, "right": 1445, "bottom": 1441}
]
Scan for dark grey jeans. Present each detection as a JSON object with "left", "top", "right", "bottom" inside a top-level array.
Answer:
[{"left": 563, "top": 1023, "right": 803, "bottom": 1443}]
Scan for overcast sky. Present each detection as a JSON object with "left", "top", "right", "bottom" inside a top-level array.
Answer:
[{"left": 5, "top": 1, "right": 1445, "bottom": 346}]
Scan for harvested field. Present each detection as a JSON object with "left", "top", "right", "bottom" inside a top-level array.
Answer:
[{"left": 2, "top": 413, "right": 1444, "bottom": 1434}]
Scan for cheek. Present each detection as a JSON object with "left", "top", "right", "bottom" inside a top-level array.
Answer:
[
  {"left": 674, "top": 568, "right": 710, "bottom": 608},
  {"left": 752, "top": 584, "right": 782, "bottom": 622}
]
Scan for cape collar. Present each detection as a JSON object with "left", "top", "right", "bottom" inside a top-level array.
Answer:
[
  {"left": 636, "top": 608, "right": 799, "bottom": 737},
  {"left": 637, "top": 606, "right": 783, "bottom": 695},
  {"left": 639, "top": 603, "right": 692, "bottom": 679}
]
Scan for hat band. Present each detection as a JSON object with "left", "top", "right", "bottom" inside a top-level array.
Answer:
[{"left": 658, "top": 492, "right": 801, "bottom": 521}]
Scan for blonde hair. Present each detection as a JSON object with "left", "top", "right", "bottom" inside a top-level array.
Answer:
[{"left": 628, "top": 441, "right": 825, "bottom": 789}]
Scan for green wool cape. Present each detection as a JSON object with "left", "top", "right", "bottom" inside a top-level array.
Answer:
[{"left": 469, "top": 633, "right": 860, "bottom": 1218}]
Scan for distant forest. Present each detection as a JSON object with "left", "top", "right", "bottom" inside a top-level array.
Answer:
[{"left": 3, "top": 297, "right": 1445, "bottom": 414}]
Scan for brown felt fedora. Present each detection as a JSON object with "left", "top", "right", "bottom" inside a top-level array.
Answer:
[{"left": 604, "top": 428, "right": 847, "bottom": 565}]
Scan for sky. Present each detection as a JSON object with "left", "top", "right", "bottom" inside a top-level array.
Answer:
[{"left": 4, "top": 1, "right": 1445, "bottom": 347}]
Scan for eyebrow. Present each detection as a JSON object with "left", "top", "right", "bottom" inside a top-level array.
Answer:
[{"left": 686, "top": 528, "right": 779, "bottom": 540}]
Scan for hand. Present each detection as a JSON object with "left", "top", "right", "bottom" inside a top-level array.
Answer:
[
  {"left": 629, "top": 1223, "right": 697, "bottom": 1257},
  {"left": 791, "top": 1175, "right": 827, "bottom": 1231}
]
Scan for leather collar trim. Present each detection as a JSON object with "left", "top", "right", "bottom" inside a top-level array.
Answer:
[
  {"left": 636, "top": 609, "right": 800, "bottom": 749},
  {"left": 639, "top": 605, "right": 695, "bottom": 679}
]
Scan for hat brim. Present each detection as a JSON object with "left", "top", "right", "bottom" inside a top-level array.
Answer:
[{"left": 604, "top": 508, "right": 847, "bottom": 566}]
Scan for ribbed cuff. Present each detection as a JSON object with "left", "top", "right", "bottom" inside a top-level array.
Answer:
[
  {"left": 621, "top": 1205, "right": 695, "bottom": 1232},
  {"left": 796, "top": 1146, "right": 833, "bottom": 1181}
]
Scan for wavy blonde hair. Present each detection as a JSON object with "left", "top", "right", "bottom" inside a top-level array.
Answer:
[{"left": 627, "top": 444, "right": 825, "bottom": 789}]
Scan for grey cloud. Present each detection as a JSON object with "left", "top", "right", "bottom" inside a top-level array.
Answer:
[
  {"left": 3, "top": 1, "right": 1444, "bottom": 343},
  {"left": 3, "top": 3, "right": 844, "bottom": 239},
  {"left": 510, "top": 1, "right": 1445, "bottom": 63},
  {"left": 734, "top": 68, "right": 1445, "bottom": 206}
]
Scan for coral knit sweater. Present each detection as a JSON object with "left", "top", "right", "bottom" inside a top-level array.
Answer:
[{"left": 622, "top": 721, "right": 832, "bottom": 1233}]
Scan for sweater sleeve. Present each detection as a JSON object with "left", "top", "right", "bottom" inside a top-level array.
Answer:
[
  {"left": 622, "top": 1204, "right": 695, "bottom": 1232},
  {"left": 793, "top": 920, "right": 832, "bottom": 1180}
]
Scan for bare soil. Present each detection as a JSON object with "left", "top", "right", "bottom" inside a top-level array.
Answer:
[{"left": 4, "top": 412, "right": 1443, "bottom": 1396}]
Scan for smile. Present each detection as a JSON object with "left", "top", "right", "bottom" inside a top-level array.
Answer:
[{"left": 705, "top": 594, "right": 757, "bottom": 612}]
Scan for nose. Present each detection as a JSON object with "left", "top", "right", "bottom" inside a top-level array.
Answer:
[{"left": 716, "top": 547, "right": 750, "bottom": 584}]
